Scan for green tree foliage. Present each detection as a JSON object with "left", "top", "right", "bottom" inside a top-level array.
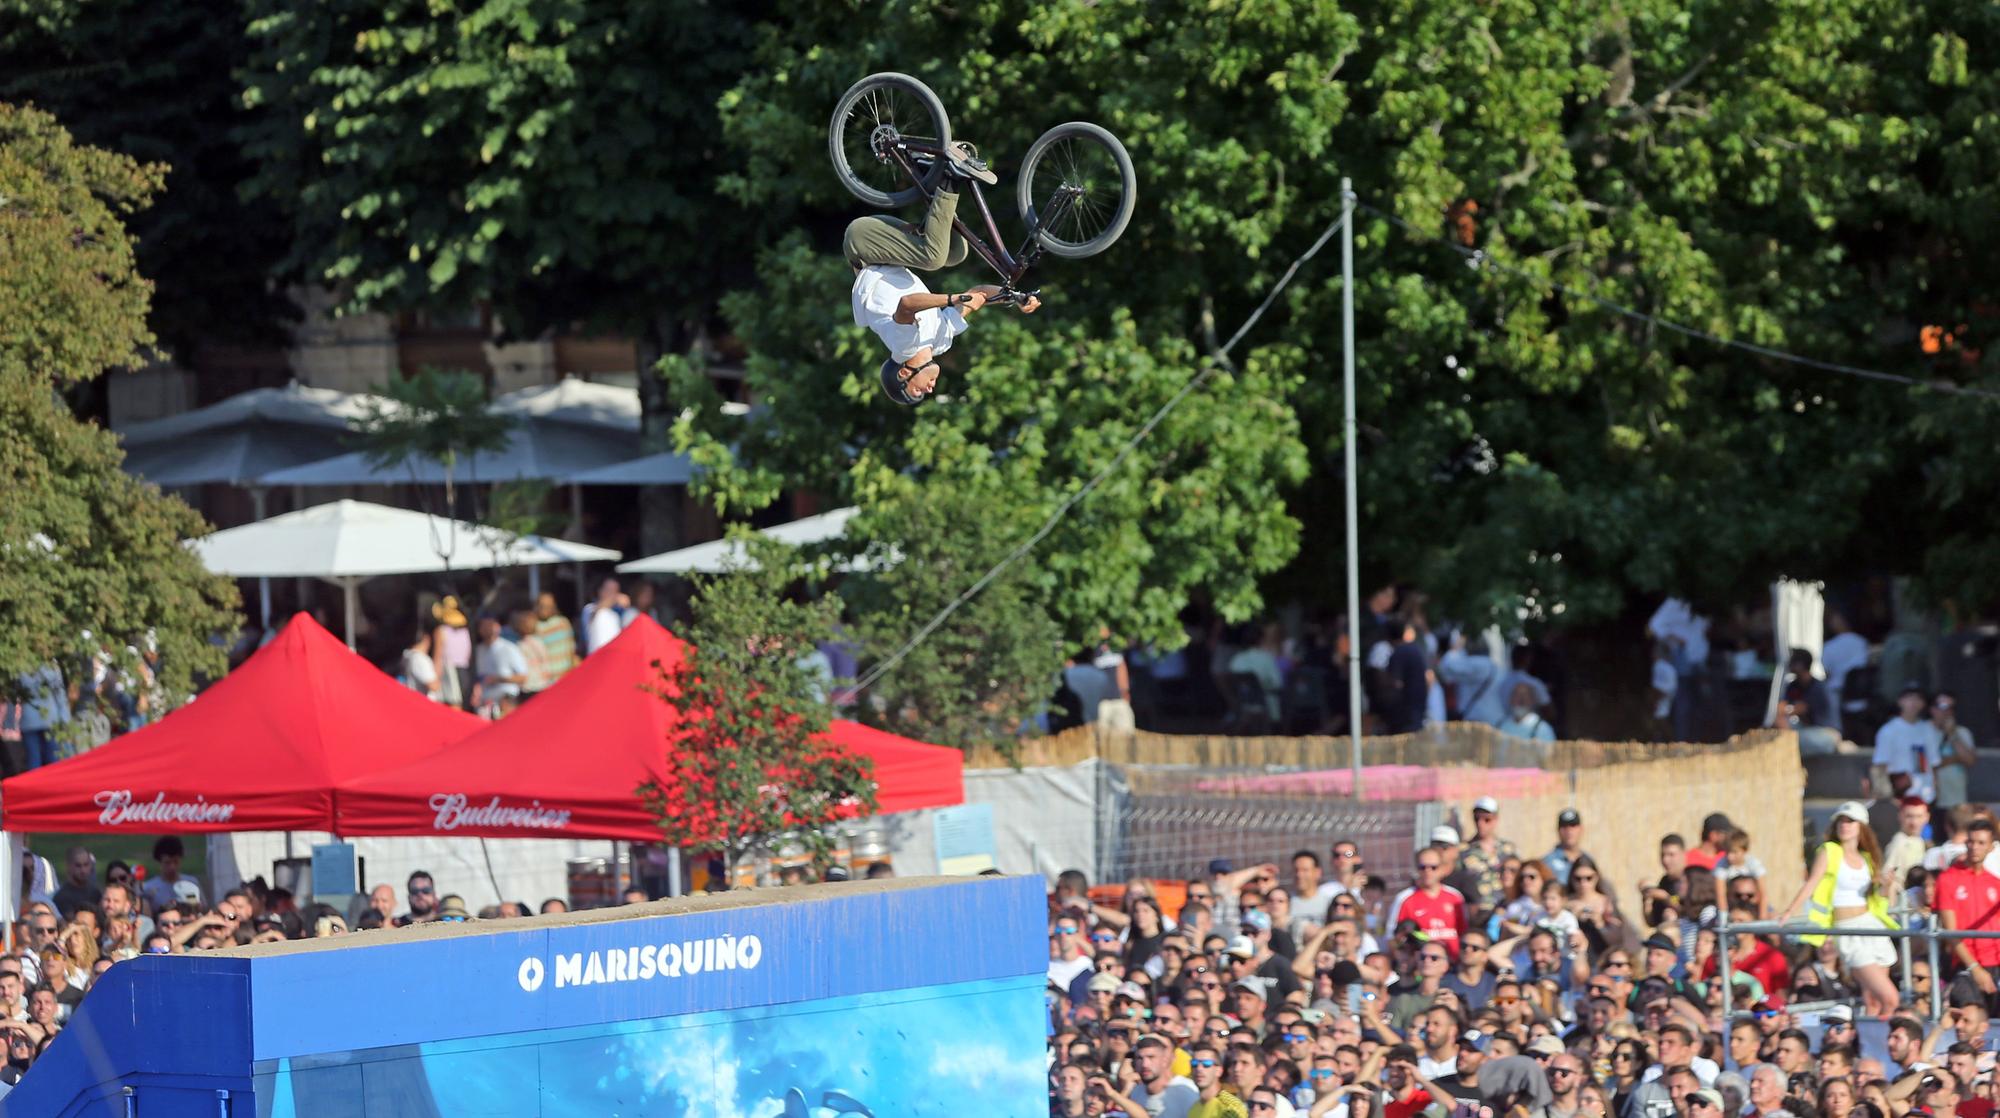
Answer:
[
  {"left": 354, "top": 368, "right": 517, "bottom": 525},
  {"left": 837, "top": 474, "right": 1067, "bottom": 759},
  {"left": 705, "top": 0, "right": 2000, "bottom": 629},
  {"left": 237, "top": 0, "right": 771, "bottom": 494},
  {"left": 0, "top": 0, "right": 293, "bottom": 352},
  {"left": 0, "top": 103, "right": 237, "bottom": 702},
  {"left": 637, "top": 538, "right": 873, "bottom": 875}
]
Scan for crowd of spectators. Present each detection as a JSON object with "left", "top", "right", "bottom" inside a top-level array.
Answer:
[{"left": 1044, "top": 794, "right": 2000, "bottom": 1118}]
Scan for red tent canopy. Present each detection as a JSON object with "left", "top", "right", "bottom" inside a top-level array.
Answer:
[
  {"left": 335, "top": 616, "right": 964, "bottom": 841},
  {"left": 0, "top": 614, "right": 483, "bottom": 833}
]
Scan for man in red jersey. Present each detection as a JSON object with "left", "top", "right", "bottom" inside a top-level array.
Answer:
[
  {"left": 1389, "top": 848, "right": 1469, "bottom": 960},
  {"left": 1938, "top": 816, "right": 2000, "bottom": 1010}
]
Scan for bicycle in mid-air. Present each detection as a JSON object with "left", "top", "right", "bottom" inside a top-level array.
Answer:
[{"left": 827, "top": 71, "right": 1138, "bottom": 311}]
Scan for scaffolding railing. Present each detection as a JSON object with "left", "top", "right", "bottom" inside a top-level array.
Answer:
[{"left": 1719, "top": 909, "right": 2000, "bottom": 1021}]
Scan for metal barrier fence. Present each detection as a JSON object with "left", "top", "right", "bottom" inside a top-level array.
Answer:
[
  {"left": 1099, "top": 780, "right": 1422, "bottom": 885},
  {"left": 1720, "top": 910, "right": 2000, "bottom": 1021}
]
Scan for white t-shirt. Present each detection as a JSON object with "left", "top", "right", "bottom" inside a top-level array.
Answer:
[
  {"left": 1130, "top": 1076, "right": 1199, "bottom": 1118},
  {"left": 852, "top": 265, "right": 967, "bottom": 361},
  {"left": 1651, "top": 659, "right": 1678, "bottom": 719},
  {"left": 1647, "top": 598, "right": 1710, "bottom": 665},
  {"left": 1821, "top": 632, "right": 1869, "bottom": 698},
  {"left": 1874, "top": 717, "right": 1944, "bottom": 801},
  {"left": 581, "top": 603, "right": 627, "bottom": 654}
]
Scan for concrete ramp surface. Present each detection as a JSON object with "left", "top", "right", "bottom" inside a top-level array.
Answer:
[{"left": 3, "top": 876, "right": 1048, "bottom": 1117}]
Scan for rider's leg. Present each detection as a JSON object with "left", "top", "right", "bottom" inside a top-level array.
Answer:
[{"left": 842, "top": 190, "right": 969, "bottom": 272}]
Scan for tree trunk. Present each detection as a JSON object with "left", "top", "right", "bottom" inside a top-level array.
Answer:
[{"left": 635, "top": 313, "right": 690, "bottom": 559}]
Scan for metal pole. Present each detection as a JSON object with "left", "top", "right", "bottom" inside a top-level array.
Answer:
[
  {"left": 1341, "top": 178, "right": 1364, "bottom": 800},
  {"left": 1717, "top": 904, "right": 1735, "bottom": 1018},
  {"left": 666, "top": 846, "right": 683, "bottom": 898},
  {"left": 1930, "top": 913, "right": 1945, "bottom": 1021}
]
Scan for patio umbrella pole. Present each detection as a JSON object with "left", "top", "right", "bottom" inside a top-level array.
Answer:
[{"left": 250, "top": 487, "right": 272, "bottom": 629}]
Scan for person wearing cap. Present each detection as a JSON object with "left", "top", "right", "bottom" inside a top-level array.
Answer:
[
  {"left": 1432, "top": 1028, "right": 1492, "bottom": 1102},
  {"left": 1230, "top": 976, "right": 1271, "bottom": 1028},
  {"left": 1684, "top": 814, "right": 1734, "bottom": 872},
  {"left": 1684, "top": 1087, "right": 1726, "bottom": 1118},
  {"left": 430, "top": 594, "right": 472, "bottom": 708},
  {"left": 1872, "top": 683, "right": 1943, "bottom": 805},
  {"left": 1937, "top": 816, "right": 2000, "bottom": 1011},
  {"left": 1776, "top": 801, "right": 1901, "bottom": 1019},
  {"left": 1233, "top": 911, "right": 1301, "bottom": 995},
  {"left": 1388, "top": 848, "right": 1470, "bottom": 962},
  {"left": 1428, "top": 826, "right": 1464, "bottom": 882},
  {"left": 1085, "top": 969, "right": 1124, "bottom": 1020},
  {"left": 1545, "top": 810, "right": 1592, "bottom": 887},
  {"left": 1460, "top": 798, "right": 1519, "bottom": 920}
]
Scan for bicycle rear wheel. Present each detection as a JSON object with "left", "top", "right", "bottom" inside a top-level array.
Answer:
[
  {"left": 1016, "top": 122, "right": 1137, "bottom": 259},
  {"left": 828, "top": 72, "right": 952, "bottom": 209}
]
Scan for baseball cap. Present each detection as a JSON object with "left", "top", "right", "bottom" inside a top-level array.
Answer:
[
  {"left": 1088, "top": 971, "right": 1121, "bottom": 994},
  {"left": 1688, "top": 1089, "right": 1724, "bottom": 1111},
  {"left": 1231, "top": 977, "right": 1269, "bottom": 996},
  {"left": 1834, "top": 800, "right": 1869, "bottom": 824},
  {"left": 1642, "top": 932, "right": 1678, "bottom": 955},
  {"left": 1473, "top": 796, "right": 1499, "bottom": 815},
  {"left": 1241, "top": 910, "right": 1273, "bottom": 933},
  {"left": 1702, "top": 812, "right": 1734, "bottom": 836},
  {"left": 1528, "top": 1035, "right": 1565, "bottom": 1057},
  {"left": 1430, "top": 825, "right": 1461, "bottom": 847},
  {"left": 1901, "top": 681, "right": 1929, "bottom": 699},
  {"left": 172, "top": 878, "right": 203, "bottom": 904},
  {"left": 1462, "top": 1029, "right": 1493, "bottom": 1053},
  {"left": 1823, "top": 1004, "right": 1854, "bottom": 1024},
  {"left": 1557, "top": 808, "right": 1581, "bottom": 827},
  {"left": 1208, "top": 858, "right": 1234, "bottom": 876},
  {"left": 1225, "top": 935, "right": 1257, "bottom": 959},
  {"left": 1115, "top": 981, "right": 1147, "bottom": 1001}
]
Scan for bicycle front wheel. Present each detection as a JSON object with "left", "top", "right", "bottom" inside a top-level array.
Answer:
[
  {"left": 828, "top": 72, "right": 952, "bottom": 209},
  {"left": 1016, "top": 122, "right": 1137, "bottom": 259}
]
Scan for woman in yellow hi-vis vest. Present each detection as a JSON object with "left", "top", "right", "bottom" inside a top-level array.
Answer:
[{"left": 1777, "top": 801, "right": 1901, "bottom": 1018}]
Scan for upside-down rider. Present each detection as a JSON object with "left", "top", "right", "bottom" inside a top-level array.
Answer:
[{"left": 847, "top": 142, "right": 1042, "bottom": 405}]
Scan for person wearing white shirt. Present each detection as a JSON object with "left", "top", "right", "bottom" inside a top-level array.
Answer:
[
  {"left": 579, "top": 577, "right": 630, "bottom": 655},
  {"left": 1647, "top": 597, "right": 1710, "bottom": 740},
  {"left": 843, "top": 154, "right": 1042, "bottom": 404},
  {"left": 1873, "top": 685, "right": 1944, "bottom": 803}
]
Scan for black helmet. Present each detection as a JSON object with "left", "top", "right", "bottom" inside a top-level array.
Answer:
[{"left": 879, "top": 357, "right": 929, "bottom": 407}]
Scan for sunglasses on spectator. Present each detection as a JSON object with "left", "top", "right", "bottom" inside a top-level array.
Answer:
[
  {"left": 1494, "top": 995, "right": 1521, "bottom": 1006},
  {"left": 1462, "top": 942, "right": 1489, "bottom": 952},
  {"left": 1551, "top": 1068, "right": 1577, "bottom": 1078},
  {"left": 1419, "top": 952, "right": 1448, "bottom": 963},
  {"left": 1055, "top": 925, "right": 1080, "bottom": 935},
  {"left": 1603, "top": 958, "right": 1632, "bottom": 969},
  {"left": 1754, "top": 1009, "right": 1781, "bottom": 1020},
  {"left": 1191, "top": 1058, "right": 1219, "bottom": 1068},
  {"left": 1092, "top": 933, "right": 1118, "bottom": 943},
  {"left": 1417, "top": 861, "right": 1442, "bottom": 871},
  {"left": 1312, "top": 1068, "right": 1336, "bottom": 1080}
]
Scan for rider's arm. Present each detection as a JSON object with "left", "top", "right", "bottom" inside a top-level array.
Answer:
[{"left": 895, "top": 289, "right": 990, "bottom": 324}]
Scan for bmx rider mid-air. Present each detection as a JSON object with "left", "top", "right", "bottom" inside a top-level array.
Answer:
[{"left": 847, "top": 142, "right": 1041, "bottom": 404}]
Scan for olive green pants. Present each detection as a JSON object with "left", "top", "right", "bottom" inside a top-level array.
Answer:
[{"left": 843, "top": 189, "right": 969, "bottom": 271}]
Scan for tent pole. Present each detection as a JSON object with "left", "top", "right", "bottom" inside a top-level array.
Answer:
[
  {"left": 666, "top": 846, "right": 683, "bottom": 898},
  {"left": 529, "top": 565, "right": 541, "bottom": 599}
]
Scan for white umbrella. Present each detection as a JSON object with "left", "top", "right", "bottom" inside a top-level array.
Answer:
[
  {"left": 618, "top": 507, "right": 858, "bottom": 575},
  {"left": 190, "top": 500, "right": 621, "bottom": 646}
]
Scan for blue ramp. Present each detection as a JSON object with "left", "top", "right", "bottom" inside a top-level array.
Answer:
[{"left": 4, "top": 876, "right": 1049, "bottom": 1118}]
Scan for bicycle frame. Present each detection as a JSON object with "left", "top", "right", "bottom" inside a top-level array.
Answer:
[{"left": 886, "top": 140, "right": 1078, "bottom": 297}]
